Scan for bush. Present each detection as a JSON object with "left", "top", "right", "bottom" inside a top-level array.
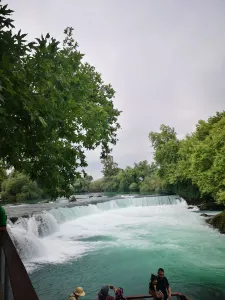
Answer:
[
  {"left": 140, "top": 174, "right": 162, "bottom": 193},
  {"left": 1, "top": 172, "right": 43, "bottom": 202},
  {"left": 89, "top": 179, "right": 104, "bottom": 192},
  {"left": 129, "top": 182, "right": 139, "bottom": 192}
]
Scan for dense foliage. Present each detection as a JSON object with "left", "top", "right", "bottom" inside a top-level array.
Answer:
[
  {"left": 1, "top": 171, "right": 43, "bottom": 202},
  {"left": 92, "top": 157, "right": 161, "bottom": 193},
  {"left": 71, "top": 174, "right": 93, "bottom": 194},
  {"left": 70, "top": 157, "right": 161, "bottom": 194},
  {"left": 149, "top": 112, "right": 225, "bottom": 204},
  {"left": 0, "top": 2, "right": 120, "bottom": 198}
]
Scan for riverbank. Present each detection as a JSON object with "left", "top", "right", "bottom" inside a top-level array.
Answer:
[
  {"left": 186, "top": 198, "right": 225, "bottom": 233},
  {"left": 207, "top": 211, "right": 225, "bottom": 234},
  {"left": 185, "top": 197, "right": 224, "bottom": 210}
]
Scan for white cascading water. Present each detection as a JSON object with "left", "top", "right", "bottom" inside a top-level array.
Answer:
[{"left": 8, "top": 195, "right": 185, "bottom": 271}]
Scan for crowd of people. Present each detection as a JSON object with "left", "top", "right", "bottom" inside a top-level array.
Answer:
[
  {"left": 69, "top": 285, "right": 126, "bottom": 300},
  {"left": 69, "top": 268, "right": 173, "bottom": 300}
]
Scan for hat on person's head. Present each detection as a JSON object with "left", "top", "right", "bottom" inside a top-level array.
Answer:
[{"left": 74, "top": 287, "right": 85, "bottom": 296}]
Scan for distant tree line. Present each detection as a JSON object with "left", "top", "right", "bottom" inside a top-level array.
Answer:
[
  {"left": 89, "top": 156, "right": 162, "bottom": 194},
  {"left": 1, "top": 111, "right": 224, "bottom": 204},
  {"left": 88, "top": 111, "right": 225, "bottom": 206}
]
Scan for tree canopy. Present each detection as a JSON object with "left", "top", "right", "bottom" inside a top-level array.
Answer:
[
  {"left": 0, "top": 2, "right": 120, "bottom": 198},
  {"left": 149, "top": 112, "right": 225, "bottom": 204},
  {"left": 95, "top": 158, "right": 160, "bottom": 194}
]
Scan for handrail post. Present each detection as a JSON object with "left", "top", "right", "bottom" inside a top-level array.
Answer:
[
  {"left": 0, "top": 246, "right": 5, "bottom": 299},
  {"left": 4, "top": 260, "right": 9, "bottom": 300},
  {"left": 0, "top": 205, "right": 7, "bottom": 300}
]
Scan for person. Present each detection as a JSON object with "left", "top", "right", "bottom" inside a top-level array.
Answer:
[
  {"left": 156, "top": 268, "right": 171, "bottom": 300},
  {"left": 149, "top": 274, "right": 164, "bottom": 299},
  {"left": 69, "top": 287, "right": 85, "bottom": 300},
  {"left": 115, "top": 287, "right": 127, "bottom": 300},
  {"left": 98, "top": 284, "right": 116, "bottom": 300},
  {"left": 0, "top": 205, "right": 7, "bottom": 231}
]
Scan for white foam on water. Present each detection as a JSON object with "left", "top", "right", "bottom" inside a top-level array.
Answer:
[{"left": 8, "top": 195, "right": 224, "bottom": 273}]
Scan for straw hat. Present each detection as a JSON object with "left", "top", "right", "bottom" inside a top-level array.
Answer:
[{"left": 74, "top": 287, "right": 85, "bottom": 296}]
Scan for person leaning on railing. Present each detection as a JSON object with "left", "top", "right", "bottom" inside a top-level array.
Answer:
[{"left": 0, "top": 205, "right": 7, "bottom": 231}]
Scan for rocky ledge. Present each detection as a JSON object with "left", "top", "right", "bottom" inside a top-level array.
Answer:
[
  {"left": 198, "top": 202, "right": 225, "bottom": 211},
  {"left": 207, "top": 211, "right": 225, "bottom": 234}
]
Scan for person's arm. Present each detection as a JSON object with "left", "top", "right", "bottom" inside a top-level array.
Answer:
[
  {"left": 149, "top": 283, "right": 157, "bottom": 300},
  {"left": 167, "top": 286, "right": 171, "bottom": 299},
  {"left": 165, "top": 278, "right": 171, "bottom": 299}
]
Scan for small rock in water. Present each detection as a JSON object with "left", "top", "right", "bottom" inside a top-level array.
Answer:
[
  {"left": 69, "top": 196, "right": 77, "bottom": 202},
  {"left": 200, "top": 213, "right": 213, "bottom": 217},
  {"left": 39, "top": 199, "right": 50, "bottom": 203},
  {"left": 188, "top": 206, "right": 194, "bottom": 209},
  {"left": 22, "top": 214, "right": 29, "bottom": 219},
  {"left": 9, "top": 217, "right": 18, "bottom": 224}
]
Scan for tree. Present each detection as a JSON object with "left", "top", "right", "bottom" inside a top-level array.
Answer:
[
  {"left": 117, "top": 167, "right": 136, "bottom": 192},
  {"left": 139, "top": 174, "right": 162, "bottom": 193},
  {"left": 1, "top": 171, "right": 43, "bottom": 202},
  {"left": 129, "top": 182, "right": 139, "bottom": 192},
  {"left": 149, "top": 112, "right": 225, "bottom": 205},
  {"left": 0, "top": 3, "right": 121, "bottom": 198},
  {"left": 89, "top": 179, "right": 104, "bottom": 193},
  {"left": 0, "top": 162, "right": 7, "bottom": 190},
  {"left": 71, "top": 174, "right": 93, "bottom": 193},
  {"left": 149, "top": 124, "right": 180, "bottom": 181},
  {"left": 188, "top": 112, "right": 225, "bottom": 203},
  {"left": 133, "top": 160, "right": 156, "bottom": 181},
  {"left": 101, "top": 155, "right": 120, "bottom": 177}
]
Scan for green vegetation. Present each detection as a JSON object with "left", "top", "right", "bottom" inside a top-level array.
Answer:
[
  {"left": 89, "top": 179, "right": 104, "bottom": 193},
  {"left": 88, "top": 111, "right": 225, "bottom": 208},
  {"left": 0, "top": 161, "right": 7, "bottom": 190},
  {"left": 0, "top": 2, "right": 224, "bottom": 207},
  {"left": 0, "top": 2, "right": 120, "bottom": 200},
  {"left": 149, "top": 112, "right": 225, "bottom": 205},
  {"left": 68, "top": 156, "right": 161, "bottom": 195},
  {"left": 1, "top": 171, "right": 43, "bottom": 202},
  {"left": 90, "top": 156, "right": 161, "bottom": 194},
  {"left": 70, "top": 174, "right": 93, "bottom": 194}
]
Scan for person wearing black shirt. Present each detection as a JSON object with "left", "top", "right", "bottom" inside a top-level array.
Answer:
[{"left": 149, "top": 268, "right": 171, "bottom": 300}]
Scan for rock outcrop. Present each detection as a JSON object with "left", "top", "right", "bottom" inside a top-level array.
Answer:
[
  {"left": 199, "top": 202, "right": 224, "bottom": 211},
  {"left": 207, "top": 211, "right": 225, "bottom": 234}
]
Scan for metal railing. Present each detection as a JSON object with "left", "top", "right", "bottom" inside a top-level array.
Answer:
[
  {"left": 0, "top": 229, "right": 39, "bottom": 300},
  {"left": 126, "top": 293, "right": 189, "bottom": 299}
]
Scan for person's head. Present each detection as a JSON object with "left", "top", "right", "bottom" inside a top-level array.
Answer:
[
  {"left": 150, "top": 274, "right": 157, "bottom": 285},
  {"left": 73, "top": 287, "right": 85, "bottom": 298},
  {"left": 157, "top": 268, "right": 165, "bottom": 279}
]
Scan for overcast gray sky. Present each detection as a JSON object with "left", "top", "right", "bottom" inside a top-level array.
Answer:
[{"left": 8, "top": 0, "right": 225, "bottom": 179}]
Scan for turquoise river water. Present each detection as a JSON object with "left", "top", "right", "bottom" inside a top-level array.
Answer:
[{"left": 8, "top": 195, "right": 225, "bottom": 300}]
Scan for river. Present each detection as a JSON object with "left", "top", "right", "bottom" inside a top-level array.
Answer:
[{"left": 7, "top": 195, "right": 225, "bottom": 300}]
